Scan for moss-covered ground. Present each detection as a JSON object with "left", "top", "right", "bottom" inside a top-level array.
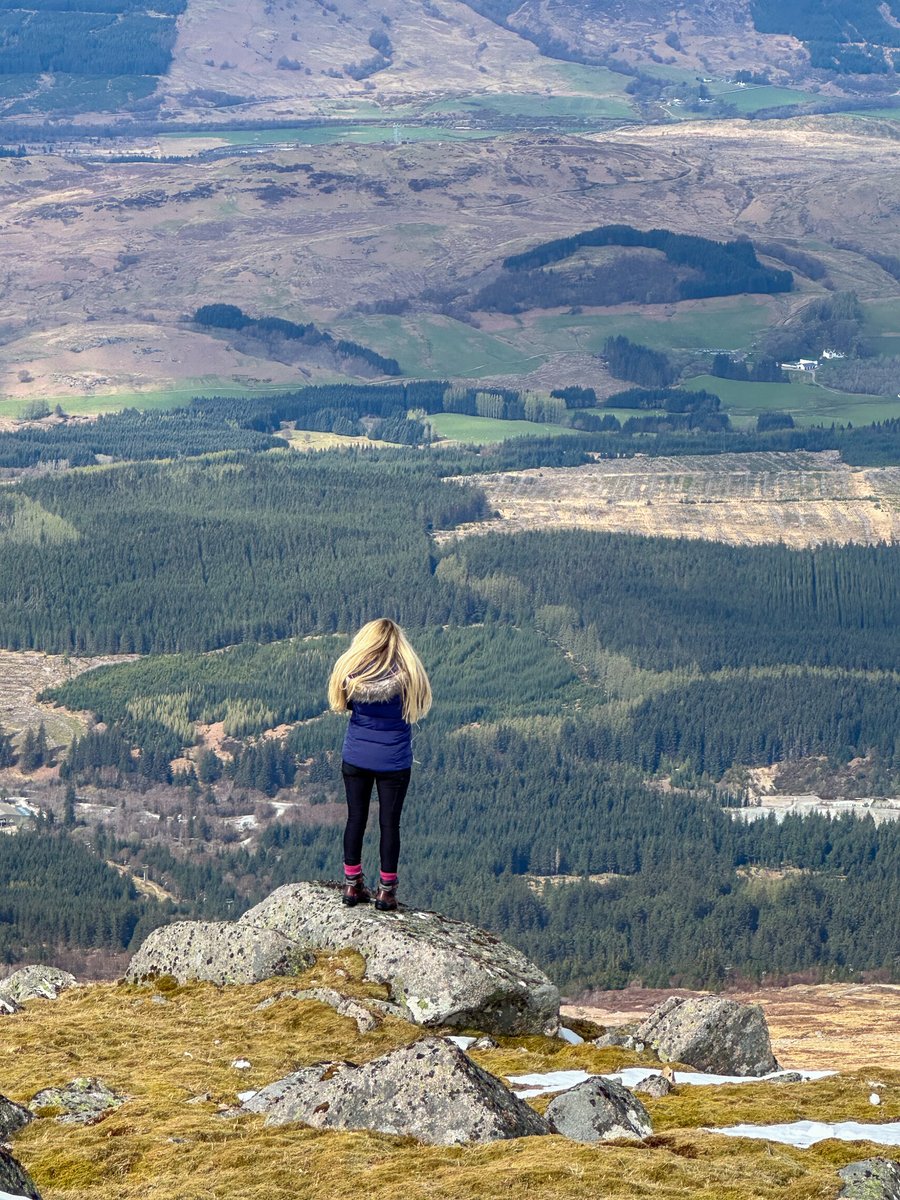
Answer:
[{"left": 2, "top": 952, "right": 897, "bottom": 1199}]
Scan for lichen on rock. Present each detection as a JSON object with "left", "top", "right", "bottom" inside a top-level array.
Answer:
[
  {"left": 238, "top": 881, "right": 560, "bottom": 1035},
  {"left": 241, "top": 1036, "right": 550, "bottom": 1145}
]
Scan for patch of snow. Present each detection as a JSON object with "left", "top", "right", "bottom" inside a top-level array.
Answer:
[
  {"left": 507, "top": 1066, "right": 835, "bottom": 1098},
  {"left": 237, "top": 1090, "right": 257, "bottom": 1102},
  {"left": 231, "top": 1059, "right": 252, "bottom": 1070},
  {"left": 557, "top": 1026, "right": 584, "bottom": 1045},
  {"left": 227, "top": 815, "right": 258, "bottom": 831},
  {"left": 0, "top": 1191, "right": 34, "bottom": 1200},
  {"left": 710, "top": 1120, "right": 900, "bottom": 1148},
  {"left": 508, "top": 1070, "right": 593, "bottom": 1097},
  {"left": 447, "top": 1036, "right": 477, "bottom": 1050}
]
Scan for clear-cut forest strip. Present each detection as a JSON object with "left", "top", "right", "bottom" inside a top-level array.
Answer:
[{"left": 442, "top": 452, "right": 900, "bottom": 547}]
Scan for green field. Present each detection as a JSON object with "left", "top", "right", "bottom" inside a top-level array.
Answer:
[
  {"left": 429, "top": 412, "right": 576, "bottom": 444},
  {"left": 863, "top": 297, "right": 900, "bottom": 356},
  {"left": 683, "top": 374, "right": 899, "bottom": 428},
  {"left": 162, "top": 124, "right": 500, "bottom": 148},
  {"left": 334, "top": 314, "right": 547, "bottom": 378},
  {"left": 0, "top": 379, "right": 312, "bottom": 420},
  {"left": 525, "top": 297, "right": 776, "bottom": 353},
  {"left": 706, "top": 82, "right": 817, "bottom": 113}
]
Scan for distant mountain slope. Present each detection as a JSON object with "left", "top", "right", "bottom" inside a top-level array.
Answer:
[{"left": 158, "top": 0, "right": 549, "bottom": 121}]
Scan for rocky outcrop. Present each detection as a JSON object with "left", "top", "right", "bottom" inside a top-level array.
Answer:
[
  {"left": 242, "top": 1036, "right": 550, "bottom": 1145},
  {"left": 0, "top": 995, "right": 20, "bottom": 1017},
  {"left": 29, "top": 1077, "right": 126, "bottom": 1125},
  {"left": 839, "top": 1158, "right": 900, "bottom": 1200},
  {"left": 634, "top": 996, "right": 778, "bottom": 1077},
  {"left": 546, "top": 1077, "right": 652, "bottom": 1143},
  {"left": 0, "top": 1094, "right": 33, "bottom": 1139},
  {"left": 125, "top": 921, "right": 314, "bottom": 986},
  {"left": 254, "top": 987, "right": 379, "bottom": 1034},
  {"left": 0, "top": 966, "right": 76, "bottom": 1005},
  {"left": 0, "top": 1146, "right": 41, "bottom": 1199},
  {"left": 239, "top": 882, "right": 560, "bottom": 1035}
]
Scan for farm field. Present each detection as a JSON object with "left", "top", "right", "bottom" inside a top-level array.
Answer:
[
  {"left": 862, "top": 297, "right": 900, "bottom": 356},
  {"left": 421, "top": 92, "right": 636, "bottom": 122},
  {"left": 334, "top": 314, "right": 547, "bottom": 379},
  {"left": 519, "top": 297, "right": 778, "bottom": 354},
  {"left": 439, "top": 451, "right": 900, "bottom": 547},
  {"left": 682, "top": 375, "right": 898, "bottom": 428},
  {"left": 429, "top": 412, "right": 576, "bottom": 444}
]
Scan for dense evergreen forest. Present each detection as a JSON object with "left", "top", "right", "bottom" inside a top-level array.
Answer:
[
  {"left": 0, "top": 4, "right": 183, "bottom": 77},
  {"left": 1, "top": 421, "right": 898, "bottom": 987},
  {"left": 0, "top": 827, "right": 168, "bottom": 964},
  {"left": 194, "top": 305, "right": 401, "bottom": 377},
  {"left": 42, "top": 619, "right": 900, "bottom": 988},
  {"left": 497, "top": 225, "right": 792, "bottom": 303},
  {"left": 750, "top": 0, "right": 900, "bottom": 72}
]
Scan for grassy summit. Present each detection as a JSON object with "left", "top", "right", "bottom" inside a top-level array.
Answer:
[{"left": 2, "top": 952, "right": 897, "bottom": 1199}]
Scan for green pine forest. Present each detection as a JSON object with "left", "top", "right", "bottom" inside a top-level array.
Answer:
[{"left": 0, "top": 385, "right": 898, "bottom": 988}]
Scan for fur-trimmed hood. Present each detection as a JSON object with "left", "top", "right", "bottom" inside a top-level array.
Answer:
[{"left": 348, "top": 671, "right": 405, "bottom": 703}]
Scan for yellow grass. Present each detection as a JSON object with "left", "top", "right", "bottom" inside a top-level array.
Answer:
[{"left": 2, "top": 954, "right": 898, "bottom": 1199}]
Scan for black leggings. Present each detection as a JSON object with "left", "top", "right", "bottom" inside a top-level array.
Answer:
[{"left": 341, "top": 761, "right": 411, "bottom": 875}]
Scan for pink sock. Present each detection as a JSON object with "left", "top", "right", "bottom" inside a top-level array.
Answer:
[
  {"left": 380, "top": 871, "right": 398, "bottom": 884},
  {"left": 344, "top": 863, "right": 362, "bottom": 877}
]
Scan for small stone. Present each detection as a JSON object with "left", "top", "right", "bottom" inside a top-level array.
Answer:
[
  {"left": 0, "top": 966, "right": 76, "bottom": 1005},
  {"left": 472, "top": 1036, "right": 499, "bottom": 1050},
  {"left": 29, "top": 1078, "right": 126, "bottom": 1126},
  {"left": 185, "top": 1093, "right": 212, "bottom": 1105},
  {"left": 632, "top": 1073, "right": 675, "bottom": 1098},
  {"left": 546, "top": 1077, "right": 652, "bottom": 1143},
  {"left": 869, "top": 1092, "right": 882, "bottom": 1106},
  {"left": 232, "top": 1060, "right": 252, "bottom": 1071},
  {"left": 771, "top": 1071, "right": 804, "bottom": 1084}
]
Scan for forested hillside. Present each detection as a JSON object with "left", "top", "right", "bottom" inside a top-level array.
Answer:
[{"left": 0, "top": 445, "right": 888, "bottom": 988}]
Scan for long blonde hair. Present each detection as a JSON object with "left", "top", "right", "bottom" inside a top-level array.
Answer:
[{"left": 328, "top": 618, "right": 432, "bottom": 723}]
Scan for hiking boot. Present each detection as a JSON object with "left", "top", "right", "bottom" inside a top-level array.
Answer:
[
  {"left": 374, "top": 880, "right": 398, "bottom": 912},
  {"left": 342, "top": 874, "right": 371, "bottom": 907}
]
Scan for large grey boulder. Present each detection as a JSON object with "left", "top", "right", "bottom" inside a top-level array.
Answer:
[
  {"left": 634, "top": 995, "right": 778, "bottom": 1077},
  {"left": 242, "top": 1036, "right": 550, "bottom": 1145},
  {"left": 0, "top": 967, "right": 76, "bottom": 1005},
  {"left": 29, "top": 1078, "right": 126, "bottom": 1125},
  {"left": 126, "top": 921, "right": 313, "bottom": 986},
  {"left": 545, "top": 1077, "right": 652, "bottom": 1143},
  {"left": 839, "top": 1159, "right": 900, "bottom": 1200},
  {"left": 0, "top": 1146, "right": 41, "bottom": 1199},
  {"left": 239, "top": 882, "right": 559, "bottom": 1035},
  {"left": 0, "top": 1094, "right": 32, "bottom": 1140}
]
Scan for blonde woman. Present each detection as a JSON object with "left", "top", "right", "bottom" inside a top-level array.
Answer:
[{"left": 328, "top": 618, "right": 432, "bottom": 911}]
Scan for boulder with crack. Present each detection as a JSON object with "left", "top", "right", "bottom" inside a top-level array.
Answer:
[
  {"left": 125, "top": 920, "right": 314, "bottom": 986},
  {"left": 839, "top": 1158, "right": 900, "bottom": 1200},
  {"left": 545, "top": 1077, "right": 652, "bottom": 1143},
  {"left": 239, "top": 882, "right": 559, "bottom": 1035},
  {"left": 29, "top": 1077, "right": 126, "bottom": 1125},
  {"left": 242, "top": 1036, "right": 550, "bottom": 1145},
  {"left": 0, "top": 1146, "right": 41, "bottom": 1199},
  {"left": 0, "top": 966, "right": 76, "bottom": 1005},
  {"left": 634, "top": 995, "right": 778, "bottom": 1077}
]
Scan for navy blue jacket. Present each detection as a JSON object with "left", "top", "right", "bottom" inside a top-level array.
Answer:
[{"left": 342, "top": 693, "right": 412, "bottom": 772}]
